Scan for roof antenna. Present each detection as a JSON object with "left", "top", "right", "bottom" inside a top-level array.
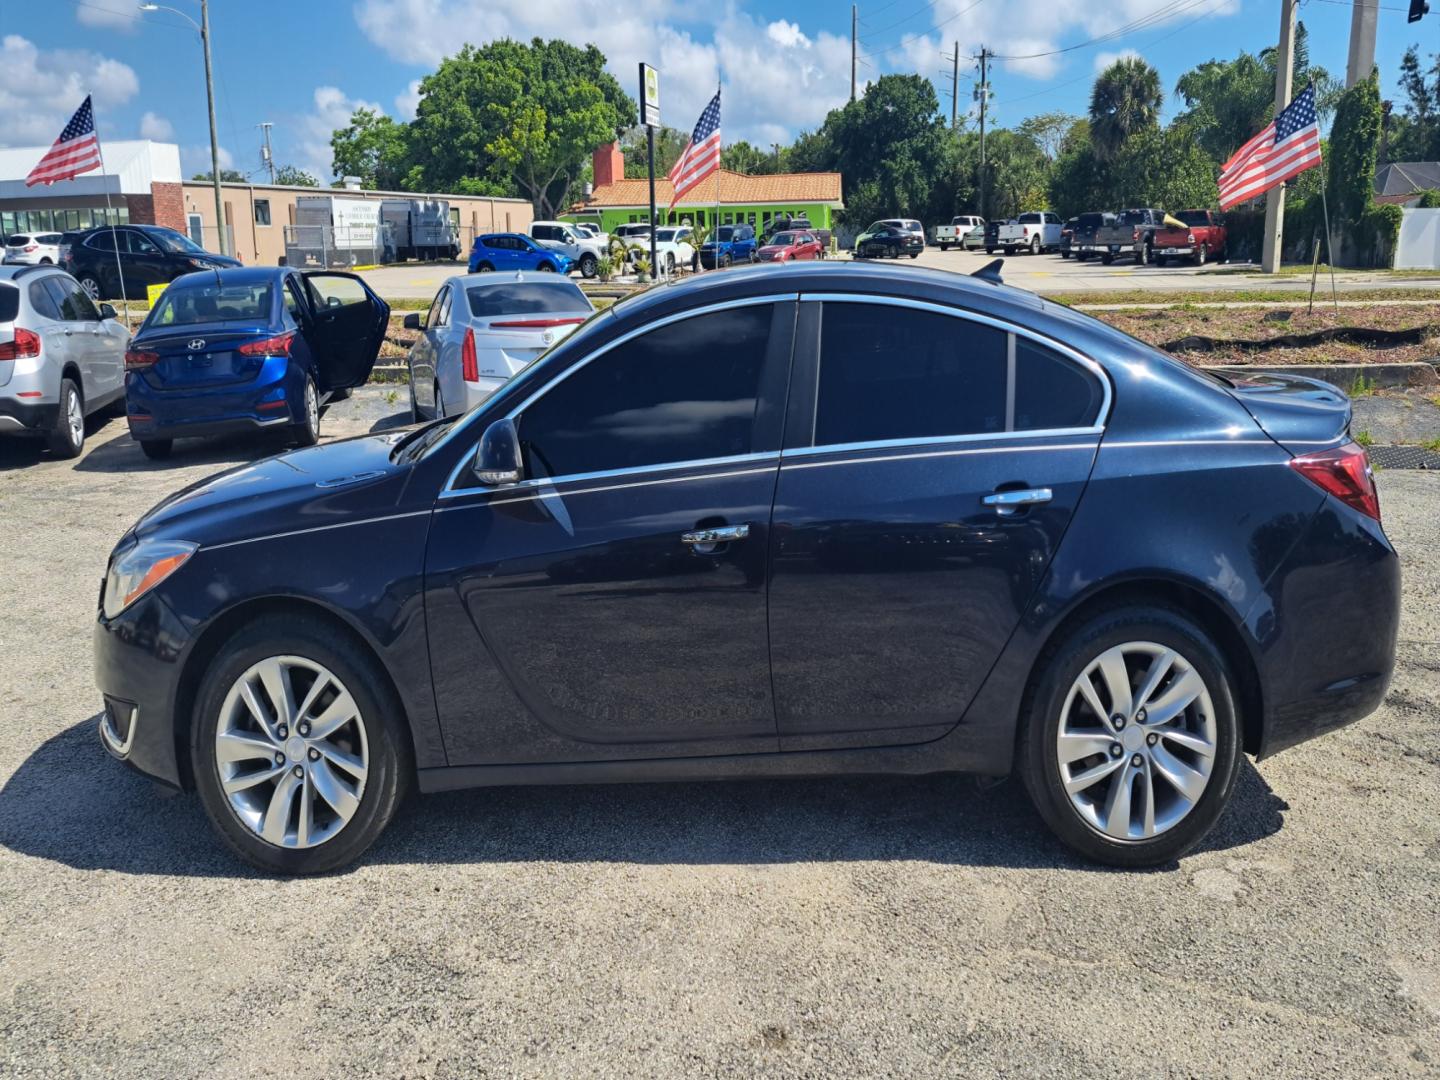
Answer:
[{"left": 971, "top": 258, "right": 1004, "bottom": 285}]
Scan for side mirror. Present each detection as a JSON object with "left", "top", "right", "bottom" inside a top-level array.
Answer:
[
  {"left": 403, "top": 312, "right": 422, "bottom": 330},
  {"left": 472, "top": 418, "right": 523, "bottom": 486},
  {"left": 99, "top": 303, "right": 117, "bottom": 319}
]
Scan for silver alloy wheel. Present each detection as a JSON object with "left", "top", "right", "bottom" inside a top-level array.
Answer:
[
  {"left": 305, "top": 377, "right": 319, "bottom": 434},
  {"left": 65, "top": 387, "right": 83, "bottom": 447},
  {"left": 79, "top": 277, "right": 100, "bottom": 300},
  {"left": 1056, "top": 641, "right": 1217, "bottom": 841},
  {"left": 214, "top": 655, "right": 369, "bottom": 849}
]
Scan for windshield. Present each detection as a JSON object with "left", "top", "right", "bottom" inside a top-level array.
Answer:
[
  {"left": 655, "top": 228, "right": 679, "bottom": 242},
  {"left": 866, "top": 222, "right": 891, "bottom": 233},
  {"left": 714, "top": 227, "right": 734, "bottom": 242},
  {"left": 1175, "top": 210, "right": 1210, "bottom": 226},
  {"left": 147, "top": 280, "right": 273, "bottom": 326},
  {"left": 769, "top": 232, "right": 797, "bottom": 246},
  {"left": 148, "top": 228, "right": 207, "bottom": 255},
  {"left": 466, "top": 281, "right": 590, "bottom": 317},
  {"left": 1119, "top": 210, "right": 1149, "bottom": 225}
]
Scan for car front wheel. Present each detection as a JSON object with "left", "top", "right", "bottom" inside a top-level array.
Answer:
[
  {"left": 1019, "top": 605, "right": 1242, "bottom": 867},
  {"left": 191, "top": 615, "right": 412, "bottom": 874}
]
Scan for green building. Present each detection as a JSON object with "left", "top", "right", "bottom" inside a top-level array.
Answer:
[{"left": 566, "top": 142, "right": 843, "bottom": 233}]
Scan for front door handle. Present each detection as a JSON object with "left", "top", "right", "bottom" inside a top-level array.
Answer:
[
  {"left": 681, "top": 523, "right": 750, "bottom": 546},
  {"left": 982, "top": 488, "right": 1052, "bottom": 516}
]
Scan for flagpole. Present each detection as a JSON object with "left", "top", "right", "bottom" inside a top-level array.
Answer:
[
  {"left": 92, "top": 121, "right": 130, "bottom": 325},
  {"left": 1318, "top": 155, "right": 1340, "bottom": 316}
]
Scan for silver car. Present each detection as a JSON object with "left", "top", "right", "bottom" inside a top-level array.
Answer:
[
  {"left": 0, "top": 265, "right": 130, "bottom": 457},
  {"left": 404, "top": 271, "right": 595, "bottom": 419}
]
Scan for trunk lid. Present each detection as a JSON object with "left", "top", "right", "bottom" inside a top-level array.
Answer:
[
  {"left": 474, "top": 314, "right": 588, "bottom": 379},
  {"left": 136, "top": 320, "right": 274, "bottom": 391},
  {"left": 1220, "top": 370, "right": 1352, "bottom": 454}
]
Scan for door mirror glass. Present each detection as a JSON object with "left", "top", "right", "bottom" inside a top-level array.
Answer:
[
  {"left": 403, "top": 312, "right": 421, "bottom": 330},
  {"left": 99, "top": 302, "right": 118, "bottom": 319},
  {"left": 473, "top": 418, "right": 523, "bottom": 485}
]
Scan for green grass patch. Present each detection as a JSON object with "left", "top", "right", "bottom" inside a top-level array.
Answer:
[
  {"left": 1354, "top": 429, "right": 1375, "bottom": 446},
  {"left": 1052, "top": 288, "right": 1440, "bottom": 307},
  {"left": 1349, "top": 374, "right": 1377, "bottom": 398}
]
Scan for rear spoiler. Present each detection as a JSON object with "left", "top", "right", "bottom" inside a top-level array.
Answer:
[{"left": 971, "top": 259, "right": 1004, "bottom": 285}]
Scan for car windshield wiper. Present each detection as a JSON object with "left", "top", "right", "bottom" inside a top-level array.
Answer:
[{"left": 390, "top": 415, "right": 459, "bottom": 462}]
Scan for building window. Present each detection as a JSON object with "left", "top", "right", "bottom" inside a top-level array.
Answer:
[
  {"left": 254, "top": 199, "right": 271, "bottom": 226},
  {"left": 748, "top": 212, "right": 757, "bottom": 226}
]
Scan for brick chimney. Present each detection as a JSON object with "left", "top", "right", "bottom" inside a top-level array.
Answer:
[{"left": 593, "top": 141, "right": 625, "bottom": 188}]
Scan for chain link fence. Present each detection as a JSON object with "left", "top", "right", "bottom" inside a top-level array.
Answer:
[{"left": 283, "top": 223, "right": 395, "bottom": 269}]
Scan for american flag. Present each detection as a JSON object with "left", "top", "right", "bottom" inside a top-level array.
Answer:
[
  {"left": 668, "top": 89, "right": 721, "bottom": 208},
  {"left": 1218, "top": 83, "right": 1322, "bottom": 210},
  {"left": 26, "top": 96, "right": 103, "bottom": 187}
]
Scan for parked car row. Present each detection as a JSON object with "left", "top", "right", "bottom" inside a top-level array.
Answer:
[{"left": 924, "top": 207, "right": 1229, "bottom": 267}]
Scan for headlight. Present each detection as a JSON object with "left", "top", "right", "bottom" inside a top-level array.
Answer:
[{"left": 103, "top": 539, "right": 197, "bottom": 619}]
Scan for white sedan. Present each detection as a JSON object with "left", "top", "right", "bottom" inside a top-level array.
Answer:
[{"left": 404, "top": 271, "right": 595, "bottom": 419}]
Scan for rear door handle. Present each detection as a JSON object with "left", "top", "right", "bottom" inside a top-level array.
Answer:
[
  {"left": 681, "top": 524, "right": 750, "bottom": 546},
  {"left": 982, "top": 488, "right": 1052, "bottom": 516}
]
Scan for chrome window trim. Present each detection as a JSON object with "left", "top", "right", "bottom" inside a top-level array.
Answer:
[
  {"left": 438, "top": 451, "right": 780, "bottom": 502},
  {"left": 798, "top": 291, "right": 1113, "bottom": 441},
  {"left": 782, "top": 441, "right": 1099, "bottom": 472},
  {"left": 780, "top": 427, "right": 1103, "bottom": 460},
  {"left": 438, "top": 463, "right": 780, "bottom": 512},
  {"left": 438, "top": 293, "right": 800, "bottom": 497}
]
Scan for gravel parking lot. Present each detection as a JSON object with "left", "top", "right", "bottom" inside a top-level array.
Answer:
[{"left": 1, "top": 402, "right": 1437, "bottom": 1078}]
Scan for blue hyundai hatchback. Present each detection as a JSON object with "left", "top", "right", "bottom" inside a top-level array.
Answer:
[
  {"left": 124, "top": 267, "right": 388, "bottom": 458},
  {"left": 468, "top": 233, "right": 572, "bottom": 275},
  {"left": 95, "top": 261, "right": 1399, "bottom": 874}
]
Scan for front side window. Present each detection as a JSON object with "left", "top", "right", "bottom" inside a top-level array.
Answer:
[
  {"left": 127, "top": 230, "right": 160, "bottom": 254},
  {"left": 816, "top": 304, "right": 1007, "bottom": 446},
  {"left": 306, "top": 274, "right": 367, "bottom": 309},
  {"left": 518, "top": 304, "right": 774, "bottom": 478},
  {"left": 149, "top": 228, "right": 205, "bottom": 254}
]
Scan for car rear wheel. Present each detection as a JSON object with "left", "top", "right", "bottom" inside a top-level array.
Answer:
[
  {"left": 1030, "top": 235, "right": 1041, "bottom": 255},
  {"left": 1193, "top": 243, "right": 1208, "bottom": 267},
  {"left": 78, "top": 276, "right": 102, "bottom": 301},
  {"left": 190, "top": 615, "right": 412, "bottom": 874},
  {"left": 1019, "top": 605, "right": 1242, "bottom": 867},
  {"left": 579, "top": 253, "right": 598, "bottom": 278},
  {"left": 1136, "top": 243, "right": 1151, "bottom": 266},
  {"left": 139, "top": 438, "right": 172, "bottom": 460},
  {"left": 294, "top": 374, "right": 320, "bottom": 447},
  {"left": 48, "top": 378, "right": 85, "bottom": 458}
]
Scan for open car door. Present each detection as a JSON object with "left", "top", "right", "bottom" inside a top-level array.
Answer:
[{"left": 301, "top": 271, "right": 390, "bottom": 391}]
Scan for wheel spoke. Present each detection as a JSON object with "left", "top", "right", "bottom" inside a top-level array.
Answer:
[
  {"left": 216, "top": 731, "right": 279, "bottom": 764},
  {"left": 307, "top": 688, "right": 358, "bottom": 740},
  {"left": 1057, "top": 732, "right": 1116, "bottom": 765},
  {"left": 1075, "top": 676, "right": 1112, "bottom": 730},
  {"left": 309, "top": 758, "right": 360, "bottom": 822},
  {"left": 1158, "top": 727, "right": 1215, "bottom": 758},
  {"left": 222, "top": 763, "right": 285, "bottom": 795},
  {"left": 1131, "top": 648, "right": 1176, "bottom": 717},
  {"left": 1143, "top": 666, "right": 1205, "bottom": 727},
  {"left": 294, "top": 672, "right": 333, "bottom": 728},
  {"left": 297, "top": 773, "right": 313, "bottom": 849},
  {"left": 319, "top": 743, "right": 366, "bottom": 780},
  {"left": 1150, "top": 744, "right": 1209, "bottom": 803},
  {"left": 1138, "top": 762, "right": 1157, "bottom": 838},
  {"left": 1095, "top": 648, "right": 1133, "bottom": 719},
  {"left": 1064, "top": 755, "right": 1124, "bottom": 794},
  {"left": 240, "top": 678, "right": 276, "bottom": 733},
  {"left": 1100, "top": 768, "right": 1134, "bottom": 838},
  {"left": 257, "top": 658, "right": 296, "bottom": 728},
  {"left": 260, "top": 770, "right": 301, "bottom": 845}
]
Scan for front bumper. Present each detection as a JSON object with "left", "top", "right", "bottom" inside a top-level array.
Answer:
[{"left": 94, "top": 591, "right": 193, "bottom": 788}]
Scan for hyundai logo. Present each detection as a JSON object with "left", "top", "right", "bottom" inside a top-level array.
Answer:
[{"left": 188, "top": 339, "right": 206, "bottom": 351}]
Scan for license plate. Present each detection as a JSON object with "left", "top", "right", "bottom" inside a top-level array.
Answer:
[{"left": 1162, "top": 248, "right": 1187, "bottom": 255}]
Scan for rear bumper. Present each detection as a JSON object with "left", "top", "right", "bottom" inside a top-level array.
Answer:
[
  {"left": 0, "top": 395, "right": 57, "bottom": 434},
  {"left": 125, "top": 356, "right": 304, "bottom": 441}
]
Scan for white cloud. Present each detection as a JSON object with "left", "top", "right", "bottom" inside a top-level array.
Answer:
[
  {"left": 292, "top": 85, "right": 386, "bottom": 184},
  {"left": 766, "top": 20, "right": 811, "bottom": 50},
  {"left": 139, "top": 111, "right": 174, "bottom": 141},
  {"left": 181, "top": 143, "right": 234, "bottom": 178},
  {"left": 395, "top": 79, "right": 423, "bottom": 121},
  {"left": 75, "top": 0, "right": 137, "bottom": 31},
  {"left": 1094, "top": 48, "right": 1142, "bottom": 74},
  {"left": 0, "top": 35, "right": 140, "bottom": 146}
]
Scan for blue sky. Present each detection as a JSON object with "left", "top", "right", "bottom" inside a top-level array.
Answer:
[{"left": 4, "top": 0, "right": 1437, "bottom": 184}]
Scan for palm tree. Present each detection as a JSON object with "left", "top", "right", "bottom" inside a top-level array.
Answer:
[{"left": 1089, "top": 57, "right": 1164, "bottom": 160}]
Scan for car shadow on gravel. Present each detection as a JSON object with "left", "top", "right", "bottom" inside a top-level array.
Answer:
[
  {"left": 0, "top": 717, "right": 1288, "bottom": 878},
  {"left": 71, "top": 428, "right": 296, "bottom": 474}
]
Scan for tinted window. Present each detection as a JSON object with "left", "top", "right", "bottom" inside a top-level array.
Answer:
[
  {"left": 1014, "top": 339, "right": 1104, "bottom": 431},
  {"left": 126, "top": 230, "right": 160, "bottom": 254},
  {"left": 254, "top": 199, "right": 271, "bottom": 226},
  {"left": 816, "top": 304, "right": 1006, "bottom": 445},
  {"left": 531, "top": 225, "right": 554, "bottom": 240},
  {"left": 466, "top": 282, "right": 589, "bottom": 317},
  {"left": 26, "top": 280, "right": 59, "bottom": 321},
  {"left": 38, "top": 233, "right": 62, "bottom": 244},
  {"left": 87, "top": 231, "right": 117, "bottom": 252},
  {"left": 519, "top": 305, "right": 773, "bottom": 477},
  {"left": 148, "top": 228, "right": 205, "bottom": 254},
  {"left": 1018, "top": 213, "right": 1041, "bottom": 224},
  {"left": 1078, "top": 213, "right": 1104, "bottom": 227},
  {"left": 149, "top": 280, "right": 274, "bottom": 326},
  {"left": 0, "top": 283, "right": 17, "bottom": 322},
  {"left": 43, "top": 276, "right": 97, "bottom": 321},
  {"left": 8, "top": 235, "right": 32, "bottom": 245},
  {"left": 1175, "top": 210, "right": 1210, "bottom": 226},
  {"left": 1119, "top": 210, "right": 1146, "bottom": 225}
]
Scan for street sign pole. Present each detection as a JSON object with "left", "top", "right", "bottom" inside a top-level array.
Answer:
[{"left": 639, "top": 63, "right": 661, "bottom": 279}]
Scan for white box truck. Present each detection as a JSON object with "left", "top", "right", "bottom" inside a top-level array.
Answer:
[
  {"left": 381, "top": 199, "right": 458, "bottom": 262},
  {"left": 286, "top": 196, "right": 390, "bottom": 267}
]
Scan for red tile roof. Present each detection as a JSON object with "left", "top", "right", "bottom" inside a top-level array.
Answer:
[{"left": 573, "top": 169, "right": 843, "bottom": 210}]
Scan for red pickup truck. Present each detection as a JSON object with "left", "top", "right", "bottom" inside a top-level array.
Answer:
[{"left": 1152, "top": 210, "right": 1227, "bottom": 266}]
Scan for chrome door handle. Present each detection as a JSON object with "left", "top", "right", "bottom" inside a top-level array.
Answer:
[
  {"left": 982, "top": 488, "right": 1053, "bottom": 515},
  {"left": 681, "top": 524, "right": 750, "bottom": 546}
]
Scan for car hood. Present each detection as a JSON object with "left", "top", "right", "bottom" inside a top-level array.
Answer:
[
  {"left": 758, "top": 245, "right": 791, "bottom": 256},
  {"left": 126, "top": 428, "right": 416, "bottom": 550}
]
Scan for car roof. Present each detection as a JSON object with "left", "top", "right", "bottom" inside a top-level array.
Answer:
[
  {"left": 166, "top": 266, "right": 287, "bottom": 288},
  {"left": 0, "top": 264, "right": 71, "bottom": 282},
  {"left": 451, "top": 270, "right": 582, "bottom": 287}
]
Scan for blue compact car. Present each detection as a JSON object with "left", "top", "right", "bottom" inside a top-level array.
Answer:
[
  {"left": 123, "top": 267, "right": 389, "bottom": 458},
  {"left": 95, "top": 261, "right": 1399, "bottom": 874},
  {"left": 698, "top": 223, "right": 758, "bottom": 268},
  {"left": 468, "top": 233, "right": 572, "bottom": 275}
]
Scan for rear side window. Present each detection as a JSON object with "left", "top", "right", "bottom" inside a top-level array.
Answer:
[
  {"left": 38, "top": 234, "right": 62, "bottom": 244},
  {"left": 149, "top": 281, "right": 274, "bottom": 325},
  {"left": 816, "top": 304, "right": 1007, "bottom": 445},
  {"left": 1014, "top": 339, "right": 1104, "bottom": 431},
  {"left": 1018, "top": 213, "right": 1040, "bottom": 224},
  {"left": 29, "top": 281, "right": 60, "bottom": 320},
  {"left": 87, "top": 231, "right": 117, "bottom": 252},
  {"left": 466, "top": 282, "right": 588, "bottom": 317},
  {"left": 519, "top": 304, "right": 773, "bottom": 477},
  {"left": 0, "top": 284, "right": 18, "bottom": 322},
  {"left": 44, "top": 276, "right": 99, "bottom": 321}
]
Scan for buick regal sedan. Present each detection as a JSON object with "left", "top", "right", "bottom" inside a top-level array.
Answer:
[{"left": 95, "top": 262, "right": 1399, "bottom": 874}]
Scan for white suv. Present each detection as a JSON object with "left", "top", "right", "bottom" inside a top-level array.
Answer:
[
  {"left": 4, "top": 233, "right": 62, "bottom": 265},
  {"left": 528, "top": 221, "right": 607, "bottom": 279}
]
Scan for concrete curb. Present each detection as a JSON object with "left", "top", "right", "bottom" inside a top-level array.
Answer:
[{"left": 1198, "top": 361, "right": 1439, "bottom": 388}]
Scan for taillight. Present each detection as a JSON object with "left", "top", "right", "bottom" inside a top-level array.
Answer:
[
  {"left": 1132, "top": 229, "right": 1141, "bottom": 241},
  {"left": 22, "top": 244, "right": 37, "bottom": 253},
  {"left": 124, "top": 348, "right": 159, "bottom": 370},
  {"left": 1289, "top": 442, "right": 1381, "bottom": 521},
  {"left": 488, "top": 317, "right": 587, "bottom": 329},
  {"left": 236, "top": 331, "right": 295, "bottom": 357},
  {"left": 461, "top": 326, "right": 478, "bottom": 382},
  {"left": 0, "top": 327, "right": 41, "bottom": 360}
]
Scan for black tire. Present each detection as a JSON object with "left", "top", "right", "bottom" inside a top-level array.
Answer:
[
  {"left": 985, "top": 248, "right": 994, "bottom": 255},
  {"left": 1155, "top": 255, "right": 1168, "bottom": 267},
  {"left": 1030, "top": 235, "right": 1041, "bottom": 256},
  {"left": 536, "top": 261, "right": 555, "bottom": 272},
  {"left": 293, "top": 372, "right": 320, "bottom": 447},
  {"left": 474, "top": 261, "right": 494, "bottom": 273},
  {"left": 1060, "top": 250, "right": 1071, "bottom": 259},
  {"left": 579, "top": 253, "right": 598, "bottom": 278},
  {"left": 1101, "top": 252, "right": 1114, "bottom": 265},
  {"left": 1193, "top": 243, "right": 1208, "bottom": 267},
  {"left": 190, "top": 614, "right": 413, "bottom": 874},
  {"left": 39, "top": 257, "right": 52, "bottom": 265},
  {"left": 47, "top": 377, "right": 85, "bottom": 458},
  {"left": 665, "top": 252, "right": 676, "bottom": 276},
  {"left": 1018, "top": 605, "right": 1243, "bottom": 868},
  {"left": 939, "top": 243, "right": 950, "bottom": 252},
  {"left": 721, "top": 254, "right": 732, "bottom": 268},
  {"left": 139, "top": 438, "right": 172, "bottom": 460},
  {"left": 78, "top": 275, "right": 103, "bottom": 302},
  {"left": 909, "top": 252, "right": 920, "bottom": 259},
  {"left": 748, "top": 250, "right": 759, "bottom": 264},
  {"left": 1135, "top": 243, "right": 1150, "bottom": 266}
]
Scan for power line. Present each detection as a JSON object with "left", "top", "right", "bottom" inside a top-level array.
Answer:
[
  {"left": 988, "top": 0, "right": 1214, "bottom": 61},
  {"left": 859, "top": 0, "right": 988, "bottom": 63},
  {"left": 57, "top": 0, "right": 193, "bottom": 31},
  {"left": 864, "top": 0, "right": 946, "bottom": 41}
]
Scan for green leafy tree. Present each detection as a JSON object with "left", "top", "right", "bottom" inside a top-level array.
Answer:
[
  {"left": 721, "top": 140, "right": 769, "bottom": 174},
  {"left": 1017, "top": 112, "right": 1078, "bottom": 160},
  {"left": 191, "top": 168, "right": 246, "bottom": 182},
  {"left": 274, "top": 164, "right": 318, "bottom": 187},
  {"left": 1089, "top": 57, "right": 1163, "bottom": 160},
  {"left": 1390, "top": 46, "right": 1440, "bottom": 160},
  {"left": 330, "top": 108, "right": 410, "bottom": 189},
  {"left": 407, "top": 39, "right": 634, "bottom": 217},
  {"left": 1328, "top": 72, "right": 1384, "bottom": 265},
  {"left": 621, "top": 125, "right": 689, "bottom": 178},
  {"left": 983, "top": 129, "right": 1049, "bottom": 216}
]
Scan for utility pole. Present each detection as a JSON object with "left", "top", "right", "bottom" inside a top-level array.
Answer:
[
  {"left": 840, "top": 4, "right": 852, "bottom": 102},
  {"left": 258, "top": 122, "right": 275, "bottom": 185},
  {"left": 1345, "top": 0, "right": 1379, "bottom": 87},
  {"left": 1261, "top": 0, "right": 1297, "bottom": 274},
  {"left": 200, "top": 0, "right": 225, "bottom": 255},
  {"left": 977, "top": 48, "right": 990, "bottom": 218},
  {"left": 951, "top": 42, "right": 960, "bottom": 128}
]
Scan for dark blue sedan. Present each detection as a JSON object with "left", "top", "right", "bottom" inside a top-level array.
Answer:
[
  {"left": 468, "top": 233, "right": 572, "bottom": 276},
  {"left": 123, "top": 267, "right": 388, "bottom": 458},
  {"left": 94, "top": 261, "right": 1399, "bottom": 873}
]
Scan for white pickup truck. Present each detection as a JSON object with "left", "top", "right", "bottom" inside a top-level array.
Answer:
[
  {"left": 982, "top": 211, "right": 1064, "bottom": 255},
  {"left": 933, "top": 215, "right": 985, "bottom": 251},
  {"left": 529, "top": 221, "right": 607, "bottom": 278}
]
